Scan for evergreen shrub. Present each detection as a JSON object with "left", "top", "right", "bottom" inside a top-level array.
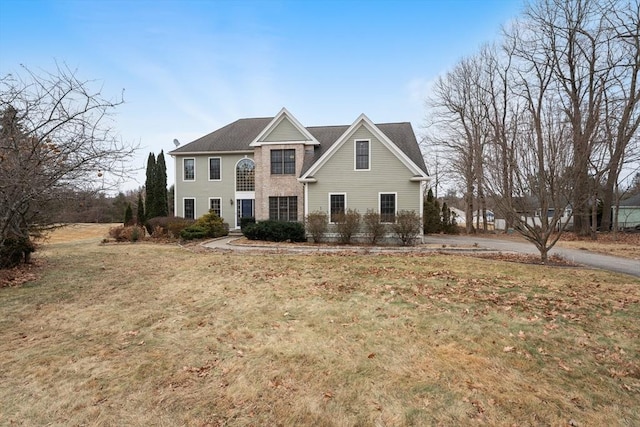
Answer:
[{"left": 243, "top": 221, "right": 306, "bottom": 242}]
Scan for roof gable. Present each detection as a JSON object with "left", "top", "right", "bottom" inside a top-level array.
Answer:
[
  {"left": 300, "top": 114, "right": 428, "bottom": 179},
  {"left": 250, "top": 107, "right": 319, "bottom": 147}
]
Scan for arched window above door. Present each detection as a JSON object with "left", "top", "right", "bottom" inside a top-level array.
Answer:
[{"left": 236, "top": 158, "right": 255, "bottom": 191}]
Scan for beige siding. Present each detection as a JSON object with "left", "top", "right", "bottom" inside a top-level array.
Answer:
[
  {"left": 307, "top": 125, "right": 421, "bottom": 215},
  {"left": 173, "top": 153, "right": 253, "bottom": 223},
  {"left": 262, "top": 117, "right": 307, "bottom": 142}
]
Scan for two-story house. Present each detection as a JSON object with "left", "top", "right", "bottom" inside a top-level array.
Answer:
[{"left": 169, "top": 108, "right": 429, "bottom": 237}]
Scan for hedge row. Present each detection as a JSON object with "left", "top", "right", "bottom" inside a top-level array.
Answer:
[{"left": 242, "top": 220, "right": 306, "bottom": 242}]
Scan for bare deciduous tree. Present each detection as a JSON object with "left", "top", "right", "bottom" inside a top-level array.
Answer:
[
  {"left": 0, "top": 64, "right": 136, "bottom": 267},
  {"left": 599, "top": 0, "right": 640, "bottom": 232},
  {"left": 426, "top": 54, "right": 491, "bottom": 233},
  {"left": 424, "top": 0, "right": 639, "bottom": 259}
]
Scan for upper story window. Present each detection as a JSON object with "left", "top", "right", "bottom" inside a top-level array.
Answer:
[
  {"left": 236, "top": 158, "right": 255, "bottom": 191},
  {"left": 355, "top": 140, "right": 370, "bottom": 170},
  {"left": 183, "top": 158, "right": 195, "bottom": 181},
  {"left": 209, "top": 157, "right": 221, "bottom": 181},
  {"left": 271, "top": 149, "right": 296, "bottom": 175}
]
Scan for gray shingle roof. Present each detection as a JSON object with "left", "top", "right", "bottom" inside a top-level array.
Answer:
[
  {"left": 620, "top": 193, "right": 640, "bottom": 207},
  {"left": 170, "top": 117, "right": 272, "bottom": 153},
  {"left": 170, "top": 117, "right": 428, "bottom": 175}
]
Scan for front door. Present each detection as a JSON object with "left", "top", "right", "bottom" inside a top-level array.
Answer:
[{"left": 236, "top": 199, "right": 254, "bottom": 228}]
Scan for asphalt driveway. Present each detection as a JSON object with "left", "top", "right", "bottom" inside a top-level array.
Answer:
[
  {"left": 424, "top": 235, "right": 640, "bottom": 278},
  {"left": 203, "top": 235, "right": 640, "bottom": 278}
]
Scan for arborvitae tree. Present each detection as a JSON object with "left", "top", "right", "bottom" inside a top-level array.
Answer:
[
  {"left": 423, "top": 188, "right": 442, "bottom": 234},
  {"left": 167, "top": 184, "right": 175, "bottom": 216},
  {"left": 144, "top": 151, "right": 168, "bottom": 219},
  {"left": 154, "top": 150, "right": 168, "bottom": 217},
  {"left": 145, "top": 152, "right": 156, "bottom": 218},
  {"left": 441, "top": 202, "right": 455, "bottom": 233},
  {"left": 136, "top": 192, "right": 145, "bottom": 225},
  {"left": 124, "top": 202, "right": 133, "bottom": 226}
]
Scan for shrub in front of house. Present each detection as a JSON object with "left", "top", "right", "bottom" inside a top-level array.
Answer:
[
  {"left": 392, "top": 210, "right": 422, "bottom": 246},
  {"left": 144, "top": 216, "right": 194, "bottom": 239},
  {"left": 180, "top": 210, "right": 229, "bottom": 240},
  {"left": 334, "top": 209, "right": 361, "bottom": 244},
  {"left": 240, "top": 216, "right": 256, "bottom": 230},
  {"left": 108, "top": 225, "right": 146, "bottom": 242},
  {"left": 146, "top": 216, "right": 167, "bottom": 236},
  {"left": 306, "top": 211, "right": 328, "bottom": 243},
  {"left": 180, "top": 225, "right": 209, "bottom": 240},
  {"left": 195, "top": 210, "right": 229, "bottom": 238},
  {"left": 166, "top": 218, "right": 194, "bottom": 238},
  {"left": 362, "top": 210, "right": 386, "bottom": 245},
  {"left": 243, "top": 221, "right": 306, "bottom": 242}
]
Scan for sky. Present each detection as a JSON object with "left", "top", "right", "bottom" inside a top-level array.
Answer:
[{"left": 0, "top": 0, "right": 525, "bottom": 192}]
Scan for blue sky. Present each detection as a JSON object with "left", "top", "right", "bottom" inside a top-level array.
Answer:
[{"left": 0, "top": 0, "right": 524, "bottom": 191}]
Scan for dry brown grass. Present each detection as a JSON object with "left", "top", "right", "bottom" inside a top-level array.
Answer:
[
  {"left": 556, "top": 232, "right": 640, "bottom": 260},
  {"left": 39, "top": 223, "right": 119, "bottom": 244},
  {"left": 1, "top": 231, "right": 638, "bottom": 426}
]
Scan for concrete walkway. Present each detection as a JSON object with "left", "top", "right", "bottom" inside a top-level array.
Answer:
[{"left": 202, "top": 236, "right": 640, "bottom": 278}]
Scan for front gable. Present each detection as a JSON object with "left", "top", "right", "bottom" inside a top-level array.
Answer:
[
  {"left": 300, "top": 114, "right": 428, "bottom": 181},
  {"left": 250, "top": 107, "right": 319, "bottom": 147}
]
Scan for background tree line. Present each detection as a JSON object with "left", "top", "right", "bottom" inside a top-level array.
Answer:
[{"left": 424, "top": 0, "right": 639, "bottom": 261}]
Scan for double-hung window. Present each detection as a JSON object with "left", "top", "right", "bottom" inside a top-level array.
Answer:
[
  {"left": 209, "top": 158, "right": 221, "bottom": 181},
  {"left": 183, "top": 158, "right": 195, "bottom": 181},
  {"left": 271, "top": 149, "right": 296, "bottom": 175},
  {"left": 269, "top": 196, "right": 297, "bottom": 222},
  {"left": 184, "top": 198, "right": 195, "bottom": 220},
  {"left": 329, "top": 194, "right": 346, "bottom": 223},
  {"left": 209, "top": 198, "right": 222, "bottom": 218},
  {"left": 380, "top": 193, "right": 396, "bottom": 223},
  {"left": 355, "top": 140, "right": 370, "bottom": 170}
]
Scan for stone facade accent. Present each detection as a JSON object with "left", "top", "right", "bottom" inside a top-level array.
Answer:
[{"left": 254, "top": 144, "right": 306, "bottom": 221}]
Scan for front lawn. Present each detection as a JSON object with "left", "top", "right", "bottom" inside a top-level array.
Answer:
[{"left": 1, "top": 232, "right": 638, "bottom": 425}]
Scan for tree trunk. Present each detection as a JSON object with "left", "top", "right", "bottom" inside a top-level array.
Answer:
[
  {"left": 465, "top": 187, "right": 474, "bottom": 234},
  {"left": 573, "top": 163, "right": 591, "bottom": 236}
]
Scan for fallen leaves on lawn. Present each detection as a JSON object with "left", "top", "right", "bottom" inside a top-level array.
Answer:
[{"left": 183, "top": 361, "right": 217, "bottom": 377}]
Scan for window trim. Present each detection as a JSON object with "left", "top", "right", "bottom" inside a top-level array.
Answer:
[
  {"left": 208, "top": 197, "right": 222, "bottom": 218},
  {"left": 208, "top": 157, "right": 222, "bottom": 181},
  {"left": 379, "top": 192, "right": 397, "bottom": 223},
  {"left": 235, "top": 157, "right": 255, "bottom": 192},
  {"left": 354, "top": 139, "right": 371, "bottom": 171},
  {"left": 183, "top": 197, "right": 196, "bottom": 220},
  {"left": 270, "top": 148, "right": 296, "bottom": 175},
  {"left": 268, "top": 196, "right": 298, "bottom": 222},
  {"left": 183, "top": 158, "right": 196, "bottom": 181},
  {"left": 328, "top": 193, "right": 347, "bottom": 224}
]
